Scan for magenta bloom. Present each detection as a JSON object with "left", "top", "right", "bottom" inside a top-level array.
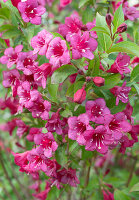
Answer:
[
  {"left": 0, "top": 119, "right": 17, "bottom": 136},
  {"left": 31, "top": 30, "right": 53, "bottom": 55},
  {"left": 33, "top": 63, "right": 52, "bottom": 89},
  {"left": 68, "top": 113, "right": 92, "bottom": 145},
  {"left": 110, "top": 82, "right": 131, "bottom": 105},
  {"left": 45, "top": 111, "right": 66, "bottom": 135},
  {"left": 123, "top": 3, "right": 139, "bottom": 21},
  {"left": 70, "top": 32, "right": 97, "bottom": 60},
  {"left": 74, "top": 85, "right": 86, "bottom": 104},
  {"left": 3, "top": 69, "right": 20, "bottom": 97},
  {"left": 84, "top": 125, "right": 113, "bottom": 154},
  {"left": 102, "top": 189, "right": 114, "bottom": 200},
  {"left": 28, "top": 100, "right": 51, "bottom": 120},
  {"left": 46, "top": 37, "right": 70, "bottom": 68},
  {"left": 0, "top": 45, "right": 23, "bottom": 68},
  {"left": 12, "top": 151, "right": 29, "bottom": 167},
  {"left": 27, "top": 127, "right": 42, "bottom": 142},
  {"left": 107, "top": 53, "right": 130, "bottom": 75},
  {"left": 16, "top": 51, "right": 38, "bottom": 75},
  {"left": 34, "top": 132, "right": 58, "bottom": 158},
  {"left": 58, "top": 14, "right": 82, "bottom": 42},
  {"left": 0, "top": 97, "right": 18, "bottom": 114},
  {"left": 16, "top": 119, "right": 29, "bottom": 138},
  {"left": 60, "top": 0, "right": 72, "bottom": 7},
  {"left": 86, "top": 19, "right": 98, "bottom": 39},
  {"left": 105, "top": 112, "right": 132, "bottom": 140},
  {"left": 58, "top": 168, "right": 80, "bottom": 187},
  {"left": 85, "top": 98, "right": 111, "bottom": 124},
  {"left": 119, "top": 135, "right": 134, "bottom": 154},
  {"left": 18, "top": 0, "right": 46, "bottom": 25}
]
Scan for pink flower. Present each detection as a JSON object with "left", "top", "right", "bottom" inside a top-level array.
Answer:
[
  {"left": 0, "top": 97, "right": 18, "bottom": 114},
  {"left": 74, "top": 85, "right": 86, "bottom": 104},
  {"left": 16, "top": 119, "right": 29, "bottom": 138},
  {"left": 93, "top": 77, "right": 105, "bottom": 87},
  {"left": 12, "top": 151, "right": 29, "bottom": 167},
  {"left": 16, "top": 51, "right": 38, "bottom": 75},
  {"left": 0, "top": 45, "right": 23, "bottom": 68},
  {"left": 3, "top": 69, "right": 20, "bottom": 97},
  {"left": 84, "top": 125, "right": 113, "bottom": 154},
  {"left": 11, "top": 0, "right": 21, "bottom": 8},
  {"left": 27, "top": 127, "right": 42, "bottom": 142},
  {"left": 58, "top": 168, "right": 80, "bottom": 187},
  {"left": 70, "top": 32, "right": 97, "bottom": 60},
  {"left": 18, "top": 0, "right": 46, "bottom": 25},
  {"left": 86, "top": 19, "right": 98, "bottom": 39},
  {"left": 34, "top": 132, "right": 58, "bottom": 158},
  {"left": 33, "top": 63, "right": 52, "bottom": 89},
  {"left": 0, "top": 119, "right": 17, "bottom": 136},
  {"left": 107, "top": 53, "right": 130, "bottom": 75},
  {"left": 68, "top": 113, "right": 92, "bottom": 145},
  {"left": 31, "top": 30, "right": 53, "bottom": 55},
  {"left": 58, "top": 14, "right": 83, "bottom": 42},
  {"left": 105, "top": 112, "right": 132, "bottom": 140},
  {"left": 60, "top": 0, "right": 72, "bottom": 7},
  {"left": 129, "top": 125, "right": 139, "bottom": 142},
  {"left": 28, "top": 99, "right": 51, "bottom": 120},
  {"left": 32, "top": 182, "right": 51, "bottom": 200},
  {"left": 110, "top": 82, "right": 131, "bottom": 105},
  {"left": 85, "top": 98, "right": 111, "bottom": 124},
  {"left": 119, "top": 135, "right": 134, "bottom": 154},
  {"left": 123, "top": 5, "right": 139, "bottom": 21},
  {"left": 45, "top": 110, "right": 66, "bottom": 135},
  {"left": 46, "top": 37, "right": 70, "bottom": 68},
  {"left": 102, "top": 189, "right": 114, "bottom": 200},
  {"left": 123, "top": 103, "right": 133, "bottom": 123}
]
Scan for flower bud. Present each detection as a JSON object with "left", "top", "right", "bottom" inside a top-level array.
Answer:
[
  {"left": 106, "top": 13, "right": 112, "bottom": 26},
  {"left": 86, "top": 76, "right": 92, "bottom": 82},
  {"left": 74, "top": 85, "right": 86, "bottom": 104},
  {"left": 93, "top": 77, "right": 105, "bottom": 87},
  {"left": 116, "top": 23, "right": 127, "bottom": 33}
]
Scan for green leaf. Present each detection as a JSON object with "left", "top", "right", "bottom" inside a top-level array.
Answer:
[
  {"left": 96, "top": 13, "right": 111, "bottom": 51},
  {"left": 79, "top": 0, "right": 89, "bottom": 8},
  {"left": 113, "top": 5, "right": 124, "bottom": 33},
  {"left": 133, "top": 84, "right": 139, "bottom": 95},
  {"left": 130, "top": 182, "right": 139, "bottom": 192},
  {"left": 91, "top": 26, "right": 110, "bottom": 35},
  {"left": 81, "top": 147, "right": 94, "bottom": 160},
  {"left": 88, "top": 52, "right": 100, "bottom": 76},
  {"left": 0, "top": 38, "right": 7, "bottom": 48},
  {"left": 0, "top": 7, "right": 10, "bottom": 19},
  {"left": 101, "top": 74, "right": 121, "bottom": 90},
  {"left": 48, "top": 82, "right": 59, "bottom": 102},
  {"left": 51, "top": 65, "right": 77, "bottom": 84},
  {"left": 0, "top": 24, "right": 13, "bottom": 32},
  {"left": 2, "top": 27, "right": 21, "bottom": 39},
  {"left": 114, "top": 190, "right": 131, "bottom": 200},
  {"left": 82, "top": 6, "right": 94, "bottom": 24},
  {"left": 107, "top": 41, "right": 139, "bottom": 57},
  {"left": 66, "top": 84, "right": 74, "bottom": 97},
  {"left": 131, "top": 65, "right": 139, "bottom": 83}
]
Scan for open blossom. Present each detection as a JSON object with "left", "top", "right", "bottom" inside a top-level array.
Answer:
[
  {"left": 105, "top": 112, "right": 132, "bottom": 140},
  {"left": 32, "top": 182, "right": 51, "bottom": 200},
  {"left": 110, "top": 82, "right": 131, "bottom": 105},
  {"left": 31, "top": 30, "right": 53, "bottom": 55},
  {"left": 12, "top": 151, "right": 29, "bottom": 167},
  {"left": 34, "top": 132, "right": 58, "bottom": 158},
  {"left": 33, "top": 63, "right": 52, "bottom": 89},
  {"left": 16, "top": 51, "right": 38, "bottom": 75},
  {"left": 45, "top": 110, "right": 66, "bottom": 135},
  {"left": 18, "top": 0, "right": 46, "bottom": 25},
  {"left": 0, "top": 97, "right": 18, "bottom": 114},
  {"left": 3, "top": 69, "right": 20, "bottom": 97},
  {"left": 60, "top": 0, "right": 72, "bottom": 7},
  {"left": 84, "top": 125, "right": 113, "bottom": 154},
  {"left": 58, "top": 14, "right": 82, "bottom": 42},
  {"left": 0, "top": 45, "right": 23, "bottom": 68},
  {"left": 16, "top": 119, "right": 29, "bottom": 138},
  {"left": 119, "top": 135, "right": 134, "bottom": 154},
  {"left": 27, "top": 127, "right": 42, "bottom": 142},
  {"left": 68, "top": 113, "right": 92, "bottom": 145},
  {"left": 46, "top": 37, "right": 70, "bottom": 68},
  {"left": 107, "top": 53, "right": 130, "bottom": 75},
  {"left": 70, "top": 32, "right": 98, "bottom": 60},
  {"left": 86, "top": 19, "right": 98, "bottom": 39},
  {"left": 85, "top": 98, "right": 111, "bottom": 124}
]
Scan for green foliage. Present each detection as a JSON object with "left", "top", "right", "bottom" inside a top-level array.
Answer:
[{"left": 113, "top": 5, "right": 124, "bottom": 33}]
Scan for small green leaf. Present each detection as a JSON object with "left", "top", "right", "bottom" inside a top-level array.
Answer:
[
  {"left": 131, "top": 65, "right": 139, "bottom": 83},
  {"left": 88, "top": 52, "right": 100, "bottom": 76},
  {"left": 48, "top": 82, "right": 59, "bottom": 102},
  {"left": 2, "top": 27, "right": 21, "bottom": 39},
  {"left": 0, "top": 7, "right": 10, "bottom": 19},
  {"left": 114, "top": 190, "right": 131, "bottom": 200},
  {"left": 51, "top": 65, "right": 77, "bottom": 84},
  {"left": 82, "top": 6, "right": 94, "bottom": 24},
  {"left": 96, "top": 13, "right": 111, "bottom": 51},
  {"left": 130, "top": 182, "right": 139, "bottom": 192},
  {"left": 79, "top": 0, "right": 89, "bottom": 8},
  {"left": 91, "top": 26, "right": 110, "bottom": 35},
  {"left": 107, "top": 41, "right": 139, "bottom": 57},
  {"left": 81, "top": 147, "right": 94, "bottom": 160},
  {"left": 101, "top": 74, "right": 121, "bottom": 90},
  {"left": 113, "top": 5, "right": 124, "bottom": 33}
]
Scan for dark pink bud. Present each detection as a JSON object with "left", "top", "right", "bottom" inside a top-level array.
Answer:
[
  {"left": 93, "top": 77, "right": 105, "bottom": 87},
  {"left": 116, "top": 23, "right": 127, "bottom": 33},
  {"left": 81, "top": 25, "right": 88, "bottom": 31},
  {"left": 86, "top": 76, "right": 92, "bottom": 82},
  {"left": 106, "top": 13, "right": 112, "bottom": 26},
  {"left": 74, "top": 85, "right": 86, "bottom": 104},
  {"left": 78, "top": 69, "right": 84, "bottom": 75}
]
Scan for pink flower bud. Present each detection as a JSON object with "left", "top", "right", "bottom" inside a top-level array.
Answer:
[
  {"left": 74, "top": 85, "right": 86, "bottom": 104},
  {"left": 106, "top": 13, "right": 112, "bottom": 26},
  {"left": 116, "top": 23, "right": 127, "bottom": 33},
  {"left": 93, "top": 77, "right": 105, "bottom": 87}
]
